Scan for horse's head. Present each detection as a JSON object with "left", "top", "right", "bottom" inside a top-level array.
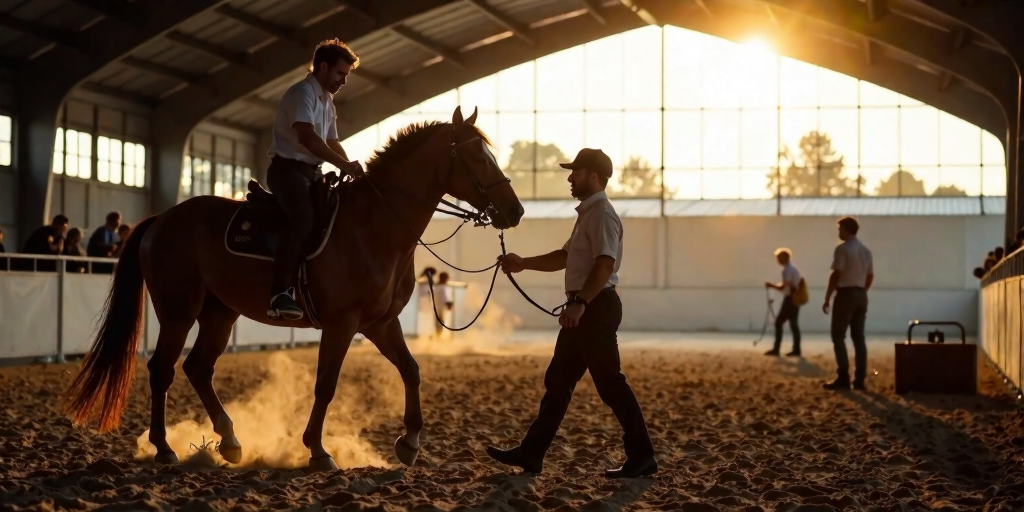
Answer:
[{"left": 443, "top": 106, "right": 524, "bottom": 230}]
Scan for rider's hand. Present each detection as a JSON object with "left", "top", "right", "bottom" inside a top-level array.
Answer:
[
  {"left": 498, "top": 253, "right": 526, "bottom": 274},
  {"left": 345, "top": 160, "right": 365, "bottom": 179}
]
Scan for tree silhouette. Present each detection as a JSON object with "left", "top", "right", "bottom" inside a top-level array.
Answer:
[
  {"left": 767, "top": 131, "right": 862, "bottom": 197},
  {"left": 874, "top": 168, "right": 969, "bottom": 196},
  {"left": 932, "top": 184, "right": 968, "bottom": 197},
  {"left": 609, "top": 156, "right": 675, "bottom": 199},
  {"left": 875, "top": 168, "right": 926, "bottom": 196}
]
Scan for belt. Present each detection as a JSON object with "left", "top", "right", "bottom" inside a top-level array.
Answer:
[
  {"left": 565, "top": 286, "right": 616, "bottom": 299},
  {"left": 271, "top": 155, "right": 322, "bottom": 170}
]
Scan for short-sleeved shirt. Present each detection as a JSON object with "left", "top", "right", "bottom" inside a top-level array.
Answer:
[
  {"left": 561, "top": 191, "right": 623, "bottom": 292},
  {"left": 267, "top": 73, "right": 338, "bottom": 165},
  {"left": 781, "top": 262, "right": 802, "bottom": 296},
  {"left": 436, "top": 284, "right": 454, "bottom": 305},
  {"left": 831, "top": 236, "right": 874, "bottom": 288}
]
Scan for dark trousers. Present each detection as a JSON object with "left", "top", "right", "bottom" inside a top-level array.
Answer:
[
  {"left": 831, "top": 287, "right": 868, "bottom": 383},
  {"left": 520, "top": 287, "right": 655, "bottom": 462},
  {"left": 772, "top": 296, "right": 801, "bottom": 352},
  {"left": 266, "top": 157, "right": 318, "bottom": 294}
]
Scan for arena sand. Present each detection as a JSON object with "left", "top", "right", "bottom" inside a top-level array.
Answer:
[{"left": 2, "top": 298, "right": 1024, "bottom": 511}]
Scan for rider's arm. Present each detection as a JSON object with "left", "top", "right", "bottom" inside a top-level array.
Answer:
[
  {"left": 293, "top": 123, "right": 354, "bottom": 172},
  {"left": 324, "top": 108, "right": 352, "bottom": 161},
  {"left": 523, "top": 250, "right": 568, "bottom": 272},
  {"left": 326, "top": 139, "right": 350, "bottom": 161}
]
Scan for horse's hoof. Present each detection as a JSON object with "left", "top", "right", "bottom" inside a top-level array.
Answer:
[
  {"left": 308, "top": 455, "right": 339, "bottom": 471},
  {"left": 154, "top": 451, "right": 179, "bottom": 465},
  {"left": 394, "top": 435, "right": 420, "bottom": 466},
  {"left": 219, "top": 443, "right": 242, "bottom": 464}
]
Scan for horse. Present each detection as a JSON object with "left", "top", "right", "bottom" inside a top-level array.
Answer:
[{"left": 63, "top": 106, "right": 525, "bottom": 470}]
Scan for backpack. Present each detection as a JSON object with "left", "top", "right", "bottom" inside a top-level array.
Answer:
[{"left": 792, "top": 277, "right": 810, "bottom": 306}]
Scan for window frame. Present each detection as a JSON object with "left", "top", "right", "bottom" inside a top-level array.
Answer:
[{"left": 0, "top": 110, "right": 14, "bottom": 168}]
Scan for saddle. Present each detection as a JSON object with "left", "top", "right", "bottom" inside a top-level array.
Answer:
[{"left": 224, "top": 173, "right": 341, "bottom": 261}]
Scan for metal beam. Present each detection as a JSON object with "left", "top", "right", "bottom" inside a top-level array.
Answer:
[
  {"left": 215, "top": 4, "right": 308, "bottom": 47},
  {"left": 465, "top": 0, "right": 535, "bottom": 46},
  {"left": 351, "top": 68, "right": 404, "bottom": 96},
  {"left": 938, "top": 71, "right": 956, "bottom": 92},
  {"left": 165, "top": 30, "right": 252, "bottom": 68},
  {"left": 0, "top": 14, "right": 88, "bottom": 49},
  {"left": 758, "top": 0, "right": 1017, "bottom": 107},
  {"left": 64, "top": 0, "right": 143, "bottom": 23},
  {"left": 242, "top": 96, "right": 279, "bottom": 111},
  {"left": 863, "top": 39, "right": 875, "bottom": 65},
  {"left": 619, "top": 0, "right": 661, "bottom": 26},
  {"left": 949, "top": 26, "right": 969, "bottom": 53},
  {"left": 578, "top": 0, "right": 607, "bottom": 25},
  {"left": 121, "top": 56, "right": 206, "bottom": 86},
  {"left": 390, "top": 25, "right": 467, "bottom": 69},
  {"left": 693, "top": 0, "right": 714, "bottom": 18},
  {"left": 206, "top": 117, "right": 262, "bottom": 135},
  {"left": 866, "top": 0, "right": 887, "bottom": 22},
  {"left": 79, "top": 82, "right": 158, "bottom": 107}
]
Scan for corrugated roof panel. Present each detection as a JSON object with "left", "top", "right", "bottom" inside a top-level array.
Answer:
[
  {"left": 5, "top": 0, "right": 64, "bottom": 22},
  {"left": 241, "top": 0, "right": 339, "bottom": 29},
  {"left": 405, "top": 3, "right": 500, "bottom": 51},
  {"left": 219, "top": 105, "right": 274, "bottom": 127},
  {"left": 496, "top": 0, "right": 585, "bottom": 25},
  {"left": 115, "top": 73, "right": 180, "bottom": 99},
  {"left": 189, "top": 18, "right": 261, "bottom": 52},
  {"left": 778, "top": 196, "right": 994, "bottom": 216},
  {"left": 142, "top": 43, "right": 223, "bottom": 76},
  {"left": 665, "top": 199, "right": 778, "bottom": 217},
  {"left": 0, "top": 33, "right": 45, "bottom": 61},
  {"left": 982, "top": 197, "right": 1006, "bottom": 215},
  {"left": 33, "top": 2, "right": 98, "bottom": 30}
]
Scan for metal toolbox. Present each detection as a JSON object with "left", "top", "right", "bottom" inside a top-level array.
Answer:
[{"left": 894, "top": 320, "right": 977, "bottom": 395}]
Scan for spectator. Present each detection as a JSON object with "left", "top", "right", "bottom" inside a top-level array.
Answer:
[
  {"left": 63, "top": 227, "right": 88, "bottom": 273},
  {"left": 984, "top": 251, "right": 996, "bottom": 271},
  {"left": 19, "top": 215, "right": 69, "bottom": 271},
  {"left": 0, "top": 226, "right": 5, "bottom": 253},
  {"left": 434, "top": 272, "right": 455, "bottom": 340},
  {"left": 973, "top": 267, "right": 985, "bottom": 279},
  {"left": 88, "top": 211, "right": 121, "bottom": 274},
  {"left": 995, "top": 246, "right": 1005, "bottom": 262},
  {"left": 112, "top": 224, "right": 132, "bottom": 257},
  {"left": 0, "top": 227, "right": 6, "bottom": 271}
]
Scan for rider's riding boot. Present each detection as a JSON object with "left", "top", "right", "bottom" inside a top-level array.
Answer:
[{"left": 268, "top": 287, "right": 303, "bottom": 321}]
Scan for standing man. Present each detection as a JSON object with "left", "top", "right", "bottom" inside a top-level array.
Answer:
[
  {"left": 87, "top": 211, "right": 121, "bottom": 274},
  {"left": 764, "top": 247, "right": 803, "bottom": 357},
  {"left": 486, "top": 148, "right": 657, "bottom": 479},
  {"left": 266, "top": 38, "right": 366, "bottom": 320},
  {"left": 822, "top": 216, "right": 874, "bottom": 390}
]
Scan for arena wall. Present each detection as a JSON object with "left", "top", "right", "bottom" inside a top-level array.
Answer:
[{"left": 415, "top": 214, "right": 1003, "bottom": 335}]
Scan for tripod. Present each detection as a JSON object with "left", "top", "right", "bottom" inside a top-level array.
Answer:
[{"left": 753, "top": 286, "right": 776, "bottom": 346}]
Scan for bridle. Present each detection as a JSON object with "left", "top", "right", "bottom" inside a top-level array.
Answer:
[{"left": 353, "top": 124, "right": 563, "bottom": 332}]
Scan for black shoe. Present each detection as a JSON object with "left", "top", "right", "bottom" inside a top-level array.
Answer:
[
  {"left": 268, "top": 290, "right": 303, "bottom": 321},
  {"left": 853, "top": 380, "right": 866, "bottom": 390},
  {"left": 785, "top": 351, "right": 802, "bottom": 357},
  {"left": 605, "top": 457, "right": 658, "bottom": 478},
  {"left": 764, "top": 349, "right": 780, "bottom": 356},
  {"left": 822, "top": 378, "right": 851, "bottom": 391},
  {"left": 485, "top": 446, "right": 542, "bottom": 474}
]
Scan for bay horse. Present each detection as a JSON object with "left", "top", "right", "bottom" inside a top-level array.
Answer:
[{"left": 63, "top": 106, "right": 524, "bottom": 470}]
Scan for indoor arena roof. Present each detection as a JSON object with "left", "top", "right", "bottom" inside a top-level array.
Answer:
[{"left": 0, "top": 0, "right": 1018, "bottom": 139}]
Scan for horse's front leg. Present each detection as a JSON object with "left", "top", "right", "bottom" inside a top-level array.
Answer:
[
  {"left": 302, "top": 315, "right": 360, "bottom": 471},
  {"left": 361, "top": 317, "right": 422, "bottom": 466}
]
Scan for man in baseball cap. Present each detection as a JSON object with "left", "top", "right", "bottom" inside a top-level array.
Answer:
[{"left": 488, "top": 148, "right": 658, "bottom": 478}]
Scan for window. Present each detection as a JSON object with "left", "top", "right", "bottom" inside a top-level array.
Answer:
[
  {"left": 214, "top": 162, "right": 234, "bottom": 198},
  {"left": 123, "top": 142, "right": 146, "bottom": 187},
  {"left": 96, "top": 136, "right": 145, "bottom": 187},
  {"left": 233, "top": 166, "right": 251, "bottom": 200},
  {"left": 190, "top": 157, "right": 212, "bottom": 197},
  {"left": 53, "top": 127, "right": 92, "bottom": 179},
  {"left": 0, "top": 115, "right": 11, "bottom": 166}
]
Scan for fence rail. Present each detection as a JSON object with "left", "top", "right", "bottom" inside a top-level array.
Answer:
[
  {"left": 979, "top": 246, "right": 1024, "bottom": 397},
  {"left": 0, "top": 253, "right": 463, "bottom": 363}
]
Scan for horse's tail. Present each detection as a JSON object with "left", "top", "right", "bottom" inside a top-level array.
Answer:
[{"left": 64, "top": 214, "right": 158, "bottom": 433}]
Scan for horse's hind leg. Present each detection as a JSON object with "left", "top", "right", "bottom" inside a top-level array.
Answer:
[
  {"left": 362, "top": 318, "right": 422, "bottom": 466},
  {"left": 183, "top": 294, "right": 242, "bottom": 464},
  {"left": 147, "top": 289, "right": 205, "bottom": 464}
]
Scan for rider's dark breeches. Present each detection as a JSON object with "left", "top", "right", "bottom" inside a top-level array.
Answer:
[{"left": 266, "top": 157, "right": 317, "bottom": 295}]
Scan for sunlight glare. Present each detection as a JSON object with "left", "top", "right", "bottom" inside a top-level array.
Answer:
[{"left": 741, "top": 37, "right": 775, "bottom": 57}]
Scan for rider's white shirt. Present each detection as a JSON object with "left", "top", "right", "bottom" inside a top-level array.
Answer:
[{"left": 267, "top": 73, "right": 338, "bottom": 165}]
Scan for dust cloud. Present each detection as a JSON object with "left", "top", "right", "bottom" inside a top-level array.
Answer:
[{"left": 135, "top": 351, "right": 403, "bottom": 469}]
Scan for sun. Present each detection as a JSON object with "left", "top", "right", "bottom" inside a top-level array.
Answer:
[{"left": 741, "top": 37, "right": 775, "bottom": 56}]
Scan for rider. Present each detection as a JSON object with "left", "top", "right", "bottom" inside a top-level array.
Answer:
[{"left": 266, "top": 38, "right": 365, "bottom": 320}]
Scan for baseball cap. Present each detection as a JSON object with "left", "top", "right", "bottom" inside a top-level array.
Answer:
[{"left": 558, "top": 148, "right": 613, "bottom": 178}]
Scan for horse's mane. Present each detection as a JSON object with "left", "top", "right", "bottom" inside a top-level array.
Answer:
[{"left": 364, "top": 120, "right": 493, "bottom": 175}]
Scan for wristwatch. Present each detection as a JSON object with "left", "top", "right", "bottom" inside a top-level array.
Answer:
[{"left": 571, "top": 293, "right": 588, "bottom": 306}]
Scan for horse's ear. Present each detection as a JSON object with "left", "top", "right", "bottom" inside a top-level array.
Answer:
[
  {"left": 452, "top": 106, "right": 464, "bottom": 127},
  {"left": 466, "top": 106, "right": 478, "bottom": 125}
]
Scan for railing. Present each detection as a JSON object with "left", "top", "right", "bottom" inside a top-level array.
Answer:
[
  {"left": 0, "top": 253, "right": 464, "bottom": 363},
  {"left": 979, "top": 246, "right": 1024, "bottom": 397}
]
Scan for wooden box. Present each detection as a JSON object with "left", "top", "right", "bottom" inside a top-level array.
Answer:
[{"left": 894, "top": 320, "right": 977, "bottom": 395}]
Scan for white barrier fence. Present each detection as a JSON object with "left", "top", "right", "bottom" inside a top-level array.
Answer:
[{"left": 0, "top": 254, "right": 466, "bottom": 362}]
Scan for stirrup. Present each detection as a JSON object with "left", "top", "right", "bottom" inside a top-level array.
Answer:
[{"left": 268, "top": 290, "right": 304, "bottom": 321}]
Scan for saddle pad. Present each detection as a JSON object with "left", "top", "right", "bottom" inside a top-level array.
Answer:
[{"left": 224, "top": 199, "right": 340, "bottom": 261}]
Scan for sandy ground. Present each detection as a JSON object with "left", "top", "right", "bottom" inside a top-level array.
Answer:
[{"left": 2, "top": 332, "right": 1024, "bottom": 512}]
